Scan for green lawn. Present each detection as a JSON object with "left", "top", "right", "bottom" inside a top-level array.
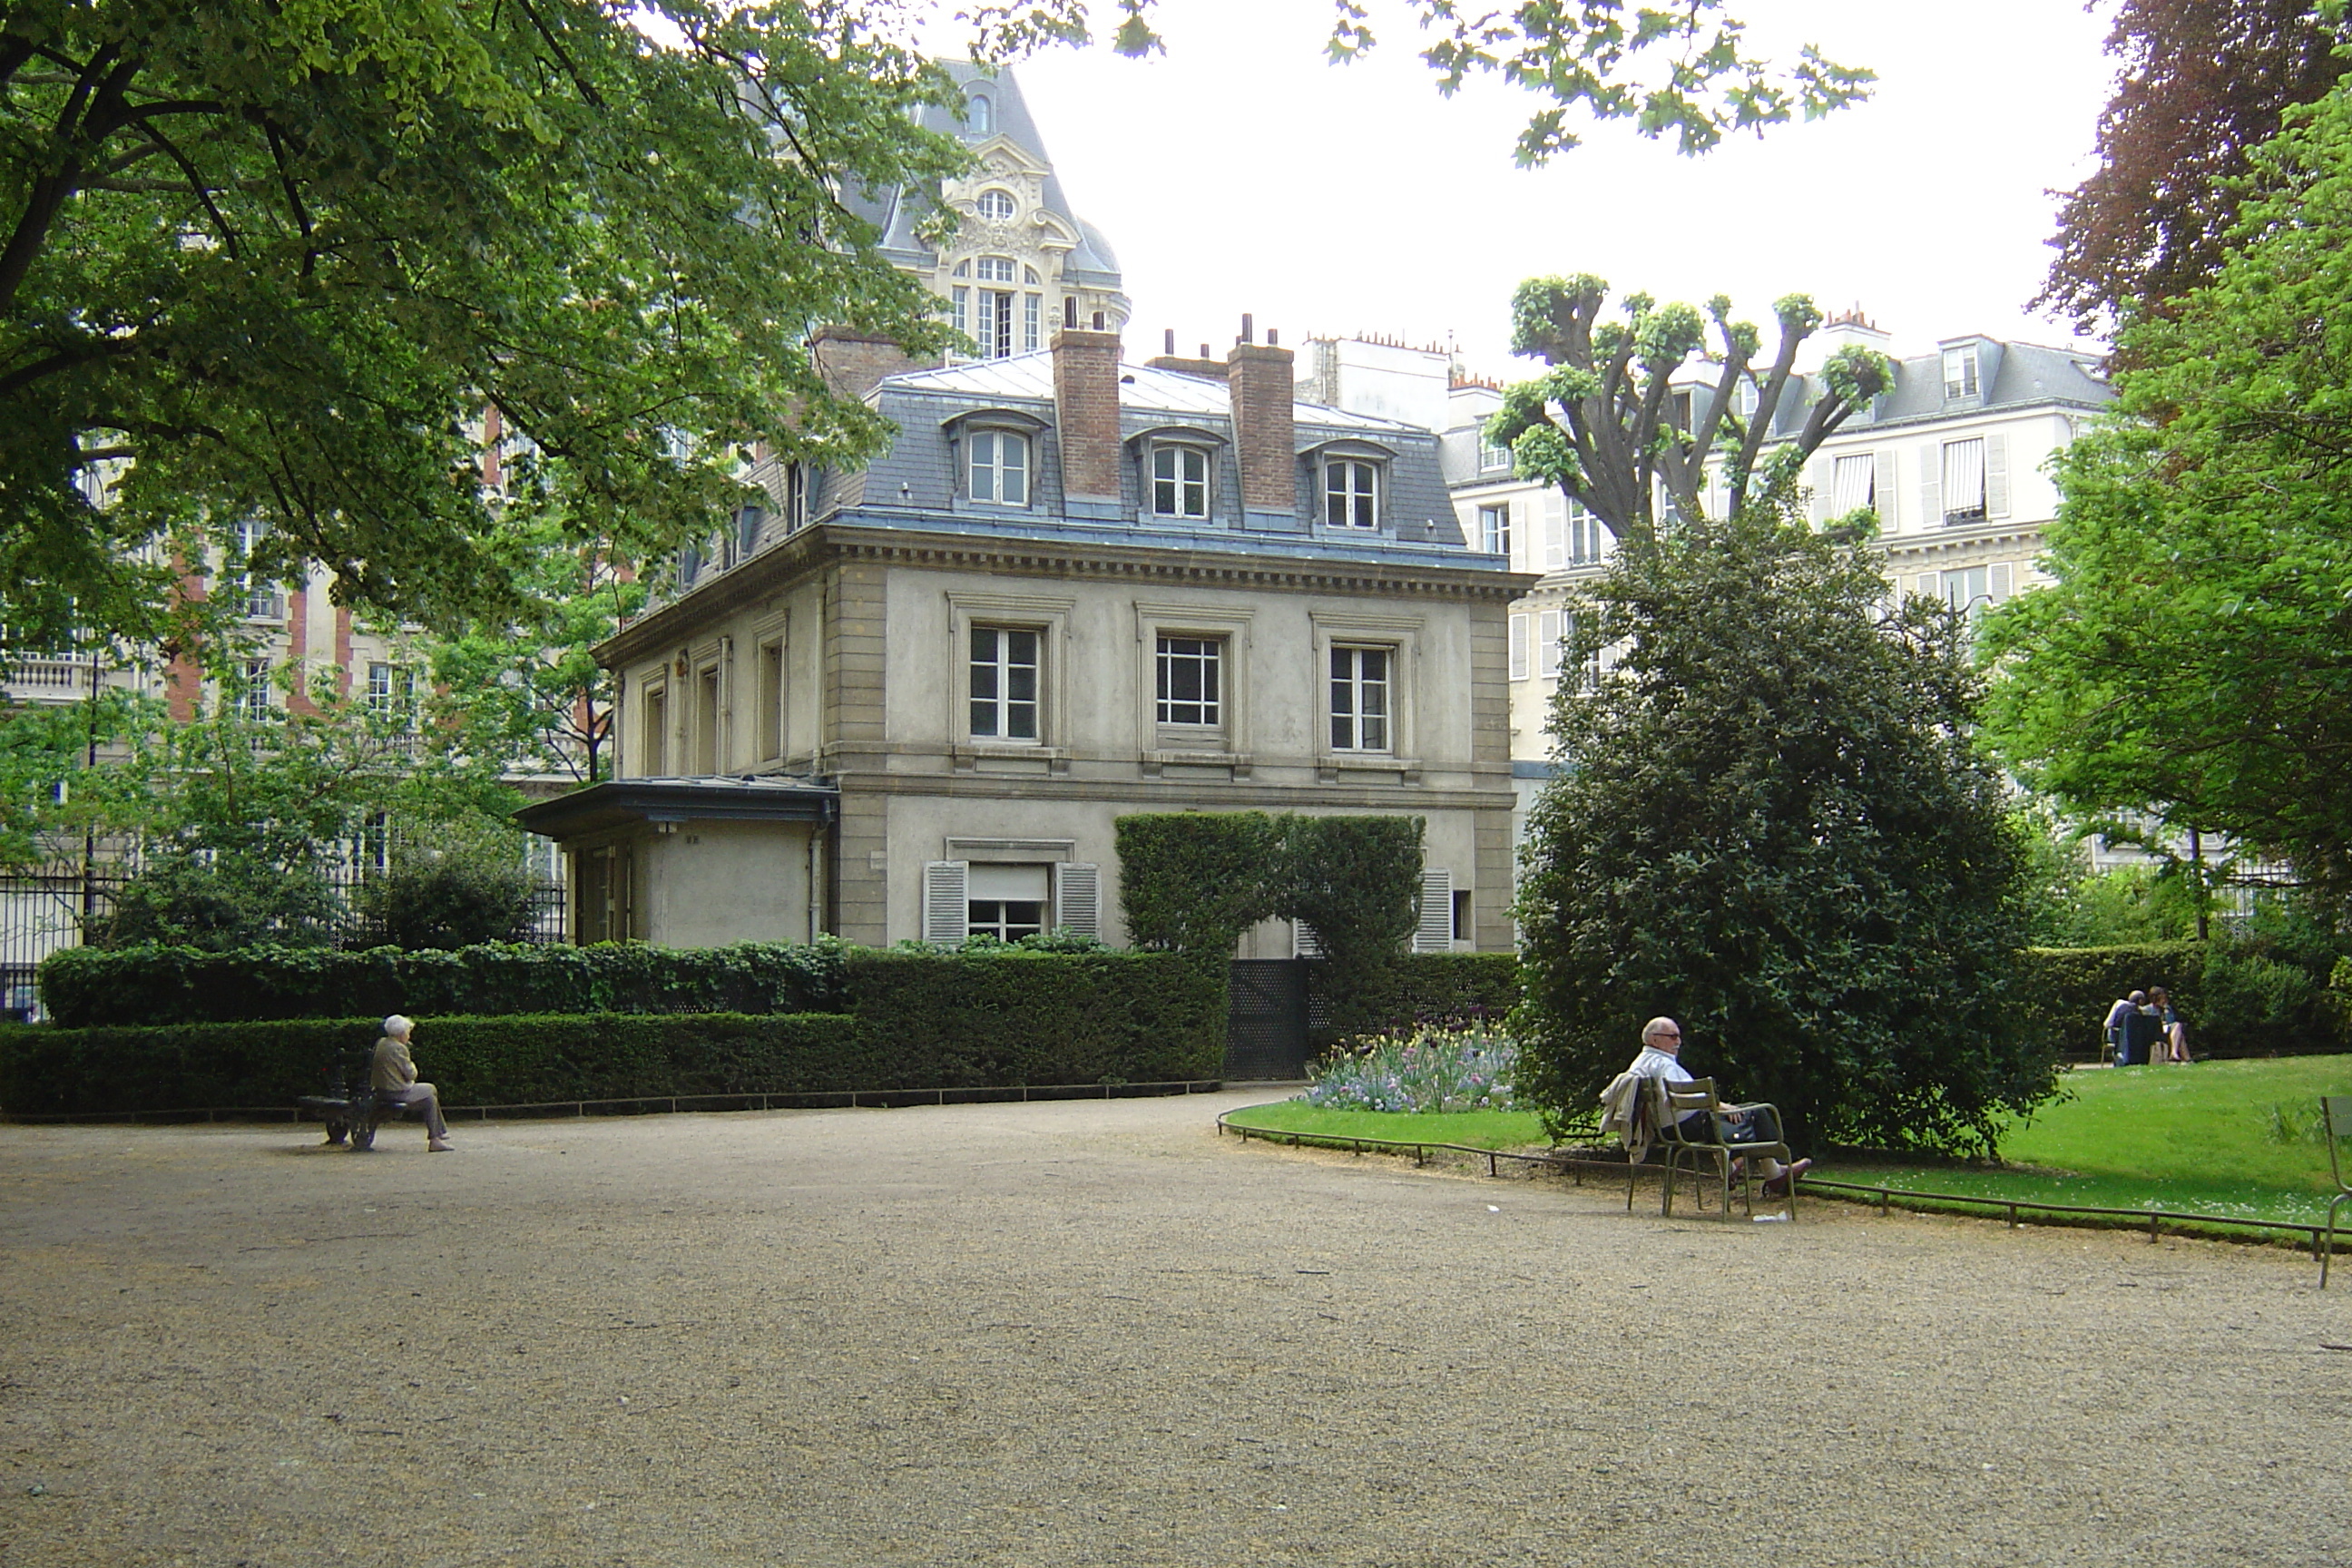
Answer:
[{"left": 1225, "top": 1056, "right": 2352, "bottom": 1231}]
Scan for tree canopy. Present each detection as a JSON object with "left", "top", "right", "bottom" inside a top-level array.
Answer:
[
  {"left": 1513, "top": 504, "right": 2050, "bottom": 1157},
  {"left": 2039, "top": 0, "right": 2351, "bottom": 334},
  {"left": 1, "top": 0, "right": 964, "bottom": 648},
  {"left": 1984, "top": 80, "right": 2352, "bottom": 916},
  {"left": 1483, "top": 277, "right": 1889, "bottom": 540}
]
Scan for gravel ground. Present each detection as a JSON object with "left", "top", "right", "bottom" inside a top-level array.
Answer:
[{"left": 0, "top": 1090, "right": 2347, "bottom": 1568}]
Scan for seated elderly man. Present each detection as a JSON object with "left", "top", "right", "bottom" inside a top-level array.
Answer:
[
  {"left": 1601, "top": 1016, "right": 1809, "bottom": 1196},
  {"left": 372, "top": 1014, "right": 456, "bottom": 1153}
]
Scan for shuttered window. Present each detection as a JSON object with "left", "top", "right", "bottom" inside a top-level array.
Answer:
[
  {"left": 1831, "top": 453, "right": 1876, "bottom": 514},
  {"left": 1414, "top": 868, "right": 1454, "bottom": 954},
  {"left": 1942, "top": 438, "right": 1986, "bottom": 523}
]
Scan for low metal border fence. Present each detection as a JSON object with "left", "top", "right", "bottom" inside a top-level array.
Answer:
[{"left": 1216, "top": 1109, "right": 2343, "bottom": 1267}]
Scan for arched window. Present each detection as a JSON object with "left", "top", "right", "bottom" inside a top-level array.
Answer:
[
  {"left": 968, "top": 429, "right": 1030, "bottom": 506},
  {"left": 976, "top": 190, "right": 1015, "bottom": 222},
  {"left": 1152, "top": 445, "right": 1210, "bottom": 519},
  {"left": 966, "top": 93, "right": 994, "bottom": 136},
  {"left": 1323, "top": 458, "right": 1379, "bottom": 528}
]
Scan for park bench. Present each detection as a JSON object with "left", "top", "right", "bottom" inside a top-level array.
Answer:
[{"left": 295, "top": 1050, "right": 417, "bottom": 1152}]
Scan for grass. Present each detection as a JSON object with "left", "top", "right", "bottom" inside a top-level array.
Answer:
[{"left": 1226, "top": 1055, "right": 2352, "bottom": 1234}]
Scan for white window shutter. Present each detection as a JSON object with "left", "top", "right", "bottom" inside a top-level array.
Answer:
[
  {"left": 1873, "top": 449, "right": 1898, "bottom": 527},
  {"left": 1415, "top": 868, "right": 1454, "bottom": 954},
  {"left": 1989, "top": 562, "right": 2014, "bottom": 603},
  {"left": 1537, "top": 610, "right": 1563, "bottom": 680},
  {"left": 1919, "top": 441, "right": 1942, "bottom": 525},
  {"left": 1808, "top": 456, "right": 1834, "bottom": 522},
  {"left": 1291, "top": 921, "right": 1325, "bottom": 959},
  {"left": 1984, "top": 432, "right": 2011, "bottom": 519},
  {"left": 922, "top": 861, "right": 969, "bottom": 945},
  {"left": 1508, "top": 613, "right": 1531, "bottom": 681},
  {"left": 1914, "top": 573, "right": 1939, "bottom": 600},
  {"left": 1054, "top": 862, "right": 1100, "bottom": 939}
]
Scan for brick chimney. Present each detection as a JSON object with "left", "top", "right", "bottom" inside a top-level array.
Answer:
[
  {"left": 810, "top": 324, "right": 939, "bottom": 402},
  {"left": 1052, "top": 326, "right": 1123, "bottom": 520},
  {"left": 1225, "top": 317, "right": 1295, "bottom": 527}
]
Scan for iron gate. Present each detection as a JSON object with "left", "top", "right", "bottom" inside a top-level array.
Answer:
[{"left": 1225, "top": 958, "right": 1309, "bottom": 1082}]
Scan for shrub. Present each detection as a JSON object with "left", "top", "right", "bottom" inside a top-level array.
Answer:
[
  {"left": 2008, "top": 944, "right": 2208, "bottom": 1061},
  {"left": 1272, "top": 814, "right": 1426, "bottom": 1002},
  {"left": 102, "top": 851, "right": 340, "bottom": 951},
  {"left": 1116, "top": 811, "right": 1279, "bottom": 956},
  {"left": 1311, "top": 952, "right": 1520, "bottom": 1047},
  {"left": 1301, "top": 1023, "right": 1519, "bottom": 1113},
  {"left": 38, "top": 939, "right": 849, "bottom": 1029},
  {"left": 350, "top": 822, "right": 544, "bottom": 949}
]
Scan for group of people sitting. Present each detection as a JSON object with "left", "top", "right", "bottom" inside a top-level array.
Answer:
[{"left": 2102, "top": 988, "right": 2190, "bottom": 1066}]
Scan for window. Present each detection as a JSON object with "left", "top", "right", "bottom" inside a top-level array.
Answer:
[
  {"left": 1323, "top": 459, "right": 1377, "bottom": 528},
  {"left": 237, "top": 657, "right": 273, "bottom": 721},
  {"left": 355, "top": 811, "right": 391, "bottom": 877},
  {"left": 965, "top": 93, "right": 993, "bottom": 136},
  {"left": 1329, "top": 645, "right": 1391, "bottom": 751},
  {"left": 642, "top": 683, "right": 667, "bottom": 775},
  {"left": 1478, "top": 436, "right": 1512, "bottom": 472},
  {"left": 975, "top": 256, "right": 1016, "bottom": 282},
  {"left": 1024, "top": 289, "right": 1041, "bottom": 353},
  {"left": 976, "top": 189, "right": 1015, "bottom": 221},
  {"left": 968, "top": 429, "right": 1029, "bottom": 506},
  {"left": 1831, "top": 453, "right": 1876, "bottom": 514},
  {"left": 1544, "top": 494, "right": 1604, "bottom": 569},
  {"left": 1152, "top": 445, "right": 1210, "bottom": 518},
  {"left": 694, "top": 665, "right": 720, "bottom": 773},
  {"left": 366, "top": 662, "right": 417, "bottom": 729},
  {"left": 1156, "top": 635, "right": 1221, "bottom": 726},
  {"left": 1452, "top": 887, "right": 1473, "bottom": 944},
  {"left": 1478, "top": 503, "right": 1510, "bottom": 557},
  {"left": 966, "top": 864, "right": 1048, "bottom": 943},
  {"left": 230, "top": 519, "right": 281, "bottom": 620},
  {"left": 969, "top": 626, "right": 1039, "bottom": 740},
  {"left": 757, "top": 638, "right": 785, "bottom": 760},
  {"left": 1942, "top": 347, "right": 1980, "bottom": 401},
  {"left": 1942, "top": 437, "right": 1987, "bottom": 523}
]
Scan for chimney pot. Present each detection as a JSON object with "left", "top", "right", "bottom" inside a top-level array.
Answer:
[
  {"left": 1268, "top": 328, "right": 1279, "bottom": 347},
  {"left": 1163, "top": 328, "right": 1176, "bottom": 355},
  {"left": 1199, "top": 343, "right": 1210, "bottom": 359},
  {"left": 1240, "top": 313, "right": 1254, "bottom": 345}
]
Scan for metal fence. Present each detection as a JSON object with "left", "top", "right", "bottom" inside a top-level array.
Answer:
[{"left": 0, "top": 857, "right": 565, "bottom": 1022}]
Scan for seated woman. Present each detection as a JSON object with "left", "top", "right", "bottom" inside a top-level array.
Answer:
[{"left": 372, "top": 1014, "right": 456, "bottom": 1153}]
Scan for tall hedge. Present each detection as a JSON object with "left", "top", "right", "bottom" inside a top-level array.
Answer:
[
  {"left": 38, "top": 940, "right": 847, "bottom": 1029},
  {"left": 2014, "top": 942, "right": 2349, "bottom": 1059},
  {"left": 1310, "top": 953, "right": 1522, "bottom": 1047},
  {"left": 2011, "top": 944, "right": 2207, "bottom": 1061},
  {"left": 0, "top": 948, "right": 1227, "bottom": 1116},
  {"left": 1115, "top": 811, "right": 1279, "bottom": 956}
]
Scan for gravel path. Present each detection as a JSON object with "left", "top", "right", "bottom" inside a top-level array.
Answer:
[{"left": 0, "top": 1092, "right": 2347, "bottom": 1567}]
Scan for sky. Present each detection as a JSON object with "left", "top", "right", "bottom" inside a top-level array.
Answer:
[{"left": 944, "top": 0, "right": 2122, "bottom": 378}]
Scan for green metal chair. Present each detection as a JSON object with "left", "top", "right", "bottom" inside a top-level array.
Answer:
[
  {"left": 1655, "top": 1077, "right": 1798, "bottom": 1221},
  {"left": 2323, "top": 1097, "right": 2352, "bottom": 1289}
]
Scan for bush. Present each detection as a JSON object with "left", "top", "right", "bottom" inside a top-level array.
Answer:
[
  {"left": 1116, "top": 812, "right": 1280, "bottom": 956},
  {"left": 3, "top": 947, "right": 1227, "bottom": 1115},
  {"left": 1311, "top": 952, "right": 1520, "bottom": 1047},
  {"left": 1302, "top": 1023, "right": 1518, "bottom": 1113},
  {"left": 350, "top": 822, "right": 544, "bottom": 949},
  {"left": 2009, "top": 944, "right": 2208, "bottom": 1061},
  {"left": 0, "top": 1012, "right": 864, "bottom": 1115},
  {"left": 38, "top": 939, "right": 848, "bottom": 1029},
  {"left": 102, "top": 851, "right": 340, "bottom": 951}
]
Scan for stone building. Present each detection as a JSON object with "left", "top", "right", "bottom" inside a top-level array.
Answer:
[{"left": 517, "top": 327, "right": 1534, "bottom": 954}]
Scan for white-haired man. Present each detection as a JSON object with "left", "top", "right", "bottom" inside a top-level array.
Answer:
[
  {"left": 371, "top": 1014, "right": 455, "bottom": 1152},
  {"left": 1616, "top": 1016, "right": 1808, "bottom": 1196}
]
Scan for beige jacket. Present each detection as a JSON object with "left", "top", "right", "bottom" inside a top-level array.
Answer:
[
  {"left": 1598, "top": 1071, "right": 1657, "bottom": 1163},
  {"left": 371, "top": 1035, "right": 419, "bottom": 1093}
]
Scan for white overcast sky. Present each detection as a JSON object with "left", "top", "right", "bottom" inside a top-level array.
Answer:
[{"left": 937, "top": 0, "right": 2119, "bottom": 377}]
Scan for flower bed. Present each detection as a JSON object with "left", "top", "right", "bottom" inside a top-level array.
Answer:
[{"left": 1302, "top": 1023, "right": 1518, "bottom": 1114}]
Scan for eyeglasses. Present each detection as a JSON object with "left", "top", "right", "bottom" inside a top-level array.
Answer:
[{"left": 1655, "top": 1032, "right": 1681, "bottom": 1040}]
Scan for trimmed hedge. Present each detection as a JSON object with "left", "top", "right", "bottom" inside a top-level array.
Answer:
[
  {"left": 0, "top": 948, "right": 1226, "bottom": 1116},
  {"left": 1312, "top": 952, "right": 1523, "bottom": 1048},
  {"left": 38, "top": 940, "right": 846, "bottom": 1029},
  {"left": 2012, "top": 944, "right": 2207, "bottom": 1061}
]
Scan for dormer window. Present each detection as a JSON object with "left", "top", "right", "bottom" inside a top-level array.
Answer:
[
  {"left": 976, "top": 189, "right": 1015, "bottom": 222},
  {"left": 1942, "top": 346, "right": 1980, "bottom": 401},
  {"left": 1152, "top": 445, "right": 1210, "bottom": 518},
  {"left": 968, "top": 429, "right": 1030, "bottom": 507},
  {"left": 966, "top": 93, "right": 993, "bottom": 136},
  {"left": 1323, "top": 458, "right": 1379, "bottom": 529}
]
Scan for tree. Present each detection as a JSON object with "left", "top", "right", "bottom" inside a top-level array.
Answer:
[
  {"left": 2, "top": 1, "right": 965, "bottom": 648},
  {"left": 969, "top": 0, "right": 1870, "bottom": 164},
  {"left": 1513, "top": 503, "right": 2052, "bottom": 1158},
  {"left": 350, "top": 817, "right": 544, "bottom": 950},
  {"left": 2040, "top": 0, "right": 2351, "bottom": 335},
  {"left": 1483, "top": 278, "right": 1890, "bottom": 541},
  {"left": 1985, "top": 83, "right": 2352, "bottom": 918},
  {"left": 426, "top": 518, "right": 647, "bottom": 785},
  {"left": 1270, "top": 813, "right": 1425, "bottom": 1011}
]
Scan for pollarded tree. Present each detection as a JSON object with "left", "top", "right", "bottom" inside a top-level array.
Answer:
[
  {"left": 1483, "top": 279, "right": 1891, "bottom": 541},
  {"left": 1984, "top": 79, "right": 2352, "bottom": 917},
  {"left": 1513, "top": 501, "right": 2052, "bottom": 1158}
]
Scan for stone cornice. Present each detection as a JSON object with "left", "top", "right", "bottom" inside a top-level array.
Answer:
[{"left": 600, "top": 520, "right": 1540, "bottom": 668}]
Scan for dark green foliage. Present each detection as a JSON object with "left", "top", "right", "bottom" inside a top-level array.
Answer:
[
  {"left": 2014, "top": 938, "right": 2349, "bottom": 1061},
  {"left": 2009, "top": 944, "right": 2208, "bottom": 1060},
  {"left": 1115, "top": 812, "right": 1279, "bottom": 956},
  {"left": 839, "top": 948, "right": 1223, "bottom": 1090},
  {"left": 11, "top": 946, "right": 1225, "bottom": 1113},
  {"left": 103, "top": 852, "right": 340, "bottom": 952},
  {"left": 1310, "top": 953, "right": 1521, "bottom": 1049},
  {"left": 349, "top": 824, "right": 544, "bottom": 951},
  {"left": 1271, "top": 815, "right": 1426, "bottom": 1004},
  {"left": 0, "top": 1012, "right": 865, "bottom": 1116},
  {"left": 1513, "top": 505, "right": 2053, "bottom": 1158},
  {"left": 39, "top": 940, "right": 849, "bottom": 1029}
]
